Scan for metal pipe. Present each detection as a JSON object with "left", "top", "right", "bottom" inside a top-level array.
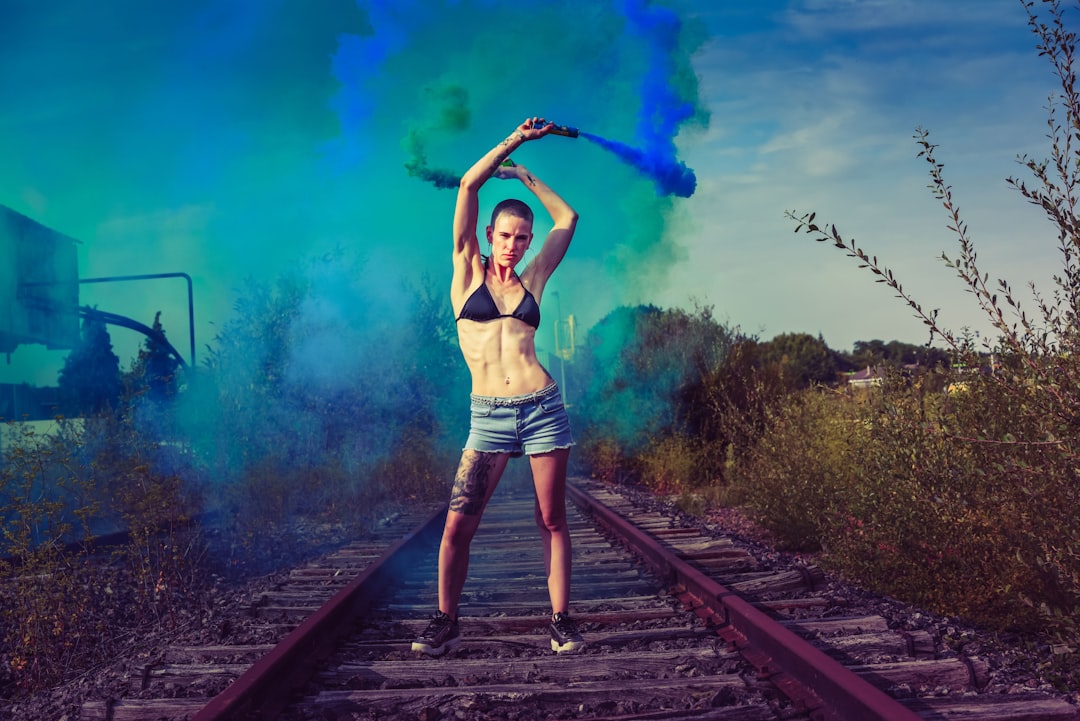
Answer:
[{"left": 76, "top": 273, "right": 196, "bottom": 367}]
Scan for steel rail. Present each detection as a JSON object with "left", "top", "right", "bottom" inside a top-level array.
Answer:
[
  {"left": 567, "top": 482, "right": 924, "bottom": 721},
  {"left": 188, "top": 504, "right": 448, "bottom": 721}
]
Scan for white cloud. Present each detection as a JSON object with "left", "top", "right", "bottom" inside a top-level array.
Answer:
[
  {"left": 783, "top": 0, "right": 1024, "bottom": 37},
  {"left": 673, "top": 0, "right": 1059, "bottom": 349}
]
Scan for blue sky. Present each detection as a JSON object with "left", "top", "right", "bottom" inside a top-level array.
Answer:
[
  {"left": 677, "top": 1, "right": 1054, "bottom": 351},
  {"left": 0, "top": 0, "right": 1061, "bottom": 386}
]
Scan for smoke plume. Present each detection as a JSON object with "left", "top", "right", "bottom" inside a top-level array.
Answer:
[{"left": 330, "top": 0, "right": 708, "bottom": 302}]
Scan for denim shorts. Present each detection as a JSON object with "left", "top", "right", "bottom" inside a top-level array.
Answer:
[{"left": 464, "top": 383, "right": 575, "bottom": 457}]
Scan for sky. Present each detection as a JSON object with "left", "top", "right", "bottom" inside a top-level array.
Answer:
[{"left": 0, "top": 0, "right": 1063, "bottom": 386}]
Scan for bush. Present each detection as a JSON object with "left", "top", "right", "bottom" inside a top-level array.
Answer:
[
  {"left": 0, "top": 412, "right": 204, "bottom": 692},
  {"left": 732, "top": 387, "right": 864, "bottom": 552},
  {"left": 779, "top": 0, "right": 1080, "bottom": 634},
  {"left": 572, "top": 304, "right": 745, "bottom": 494},
  {"left": 0, "top": 420, "right": 98, "bottom": 692},
  {"left": 0, "top": 251, "right": 468, "bottom": 696},
  {"left": 176, "top": 256, "right": 465, "bottom": 534},
  {"left": 636, "top": 433, "right": 708, "bottom": 494},
  {"left": 732, "top": 370, "right": 1078, "bottom": 630}
]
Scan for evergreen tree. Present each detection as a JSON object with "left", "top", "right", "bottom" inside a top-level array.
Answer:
[
  {"left": 58, "top": 313, "right": 122, "bottom": 416},
  {"left": 127, "top": 312, "right": 181, "bottom": 403}
]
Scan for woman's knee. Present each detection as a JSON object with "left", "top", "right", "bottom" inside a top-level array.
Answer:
[
  {"left": 442, "top": 511, "right": 482, "bottom": 547},
  {"left": 534, "top": 506, "right": 567, "bottom": 534}
]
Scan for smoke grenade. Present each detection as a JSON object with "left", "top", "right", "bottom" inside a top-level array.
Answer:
[{"left": 543, "top": 123, "right": 579, "bottom": 138}]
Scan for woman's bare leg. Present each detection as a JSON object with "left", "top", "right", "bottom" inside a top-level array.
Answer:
[
  {"left": 530, "top": 448, "right": 571, "bottom": 613},
  {"left": 438, "top": 450, "right": 510, "bottom": 617}
]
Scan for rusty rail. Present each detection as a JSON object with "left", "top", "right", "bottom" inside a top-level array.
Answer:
[
  {"left": 188, "top": 504, "right": 448, "bottom": 721},
  {"left": 566, "top": 483, "right": 924, "bottom": 721},
  {"left": 82, "top": 483, "right": 1078, "bottom": 721}
]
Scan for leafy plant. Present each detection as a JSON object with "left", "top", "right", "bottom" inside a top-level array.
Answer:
[
  {"left": 572, "top": 304, "right": 741, "bottom": 492},
  {"left": 779, "top": 0, "right": 1080, "bottom": 633},
  {"left": 1, "top": 247, "right": 471, "bottom": 696},
  {"left": 731, "top": 387, "right": 863, "bottom": 551}
]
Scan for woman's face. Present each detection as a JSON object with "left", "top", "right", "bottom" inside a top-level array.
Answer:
[{"left": 486, "top": 213, "right": 533, "bottom": 268}]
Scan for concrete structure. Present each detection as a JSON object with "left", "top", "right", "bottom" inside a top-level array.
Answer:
[{"left": 0, "top": 204, "right": 80, "bottom": 354}]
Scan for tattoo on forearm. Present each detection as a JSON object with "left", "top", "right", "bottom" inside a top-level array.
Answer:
[
  {"left": 449, "top": 453, "right": 495, "bottom": 515},
  {"left": 485, "top": 148, "right": 510, "bottom": 177},
  {"left": 525, "top": 172, "right": 537, "bottom": 187},
  {"left": 483, "top": 137, "right": 516, "bottom": 177}
]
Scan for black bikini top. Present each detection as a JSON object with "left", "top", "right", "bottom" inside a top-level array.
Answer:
[{"left": 456, "top": 260, "right": 541, "bottom": 329}]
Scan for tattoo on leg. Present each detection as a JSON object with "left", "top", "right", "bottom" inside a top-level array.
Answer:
[{"left": 450, "top": 453, "right": 495, "bottom": 515}]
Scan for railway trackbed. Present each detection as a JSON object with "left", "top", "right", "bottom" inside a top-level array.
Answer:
[{"left": 79, "top": 480, "right": 1079, "bottom": 721}]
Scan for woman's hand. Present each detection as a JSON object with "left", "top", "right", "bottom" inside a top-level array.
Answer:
[
  {"left": 516, "top": 116, "right": 552, "bottom": 142},
  {"left": 493, "top": 159, "right": 528, "bottom": 181}
]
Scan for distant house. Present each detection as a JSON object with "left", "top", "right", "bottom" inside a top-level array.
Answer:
[
  {"left": 846, "top": 362, "right": 934, "bottom": 389},
  {"left": 847, "top": 366, "right": 884, "bottom": 388}
]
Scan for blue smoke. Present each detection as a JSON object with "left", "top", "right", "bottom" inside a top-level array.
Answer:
[
  {"left": 579, "top": 0, "right": 699, "bottom": 198},
  {"left": 331, "top": 0, "right": 701, "bottom": 198},
  {"left": 581, "top": 131, "right": 696, "bottom": 198}
]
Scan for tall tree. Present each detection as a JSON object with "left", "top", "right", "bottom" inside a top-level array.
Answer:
[
  {"left": 127, "top": 312, "right": 182, "bottom": 403},
  {"left": 850, "top": 339, "right": 888, "bottom": 369},
  {"left": 760, "top": 332, "right": 838, "bottom": 387},
  {"left": 575, "top": 304, "right": 737, "bottom": 451},
  {"left": 58, "top": 314, "right": 122, "bottom": 416}
]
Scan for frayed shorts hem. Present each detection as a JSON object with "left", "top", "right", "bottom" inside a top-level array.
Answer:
[{"left": 462, "top": 442, "right": 576, "bottom": 457}]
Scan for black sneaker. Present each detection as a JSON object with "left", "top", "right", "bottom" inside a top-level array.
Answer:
[
  {"left": 549, "top": 612, "right": 586, "bottom": 654},
  {"left": 411, "top": 611, "right": 460, "bottom": 656}
]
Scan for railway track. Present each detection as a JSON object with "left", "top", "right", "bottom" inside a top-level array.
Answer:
[{"left": 80, "top": 479, "right": 1079, "bottom": 721}]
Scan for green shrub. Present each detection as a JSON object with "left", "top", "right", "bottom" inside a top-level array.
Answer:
[
  {"left": 577, "top": 434, "right": 633, "bottom": 485},
  {"left": 636, "top": 433, "right": 709, "bottom": 494},
  {"left": 0, "top": 421, "right": 98, "bottom": 691},
  {"left": 572, "top": 305, "right": 738, "bottom": 464},
  {"left": 778, "top": 0, "right": 1080, "bottom": 636},
  {"left": 572, "top": 309, "right": 796, "bottom": 498},
  {"left": 0, "top": 412, "right": 203, "bottom": 692},
  {"left": 731, "top": 362, "right": 1080, "bottom": 631},
  {"left": 731, "top": 387, "right": 863, "bottom": 551}
]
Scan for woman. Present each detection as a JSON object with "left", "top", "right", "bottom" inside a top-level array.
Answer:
[{"left": 412, "top": 116, "right": 583, "bottom": 656}]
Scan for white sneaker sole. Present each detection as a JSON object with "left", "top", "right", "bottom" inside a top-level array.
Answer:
[
  {"left": 551, "top": 638, "right": 586, "bottom": 654},
  {"left": 412, "top": 636, "right": 461, "bottom": 656}
]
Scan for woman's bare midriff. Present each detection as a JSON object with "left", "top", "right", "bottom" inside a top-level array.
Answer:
[{"left": 456, "top": 318, "right": 553, "bottom": 397}]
